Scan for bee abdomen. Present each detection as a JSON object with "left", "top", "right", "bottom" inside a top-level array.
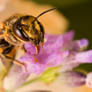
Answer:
[{"left": 0, "top": 38, "right": 9, "bottom": 47}]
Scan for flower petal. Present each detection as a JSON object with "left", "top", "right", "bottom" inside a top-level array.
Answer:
[
  {"left": 3, "top": 65, "right": 29, "bottom": 90},
  {"left": 19, "top": 50, "right": 64, "bottom": 74},
  {"left": 61, "top": 59, "right": 80, "bottom": 72},
  {"left": 86, "top": 72, "right": 92, "bottom": 88},
  {"left": 62, "top": 31, "right": 74, "bottom": 44},
  {"left": 24, "top": 43, "right": 37, "bottom": 55},
  {"left": 77, "top": 39, "right": 89, "bottom": 49},
  {"left": 75, "top": 50, "right": 92, "bottom": 63},
  {"left": 61, "top": 72, "right": 86, "bottom": 87},
  {"left": 44, "top": 34, "right": 63, "bottom": 52},
  {"left": 72, "top": 39, "right": 89, "bottom": 51},
  {"left": 44, "top": 31, "right": 74, "bottom": 52}
]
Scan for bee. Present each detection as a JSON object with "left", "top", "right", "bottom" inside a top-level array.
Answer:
[{"left": 0, "top": 8, "right": 56, "bottom": 69}]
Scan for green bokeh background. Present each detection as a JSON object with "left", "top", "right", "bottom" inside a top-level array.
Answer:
[{"left": 31, "top": 0, "right": 92, "bottom": 48}]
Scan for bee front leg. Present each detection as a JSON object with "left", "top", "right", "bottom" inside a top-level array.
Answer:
[
  {"left": 5, "top": 55, "right": 25, "bottom": 66},
  {"left": 4, "top": 55, "right": 27, "bottom": 72},
  {"left": 0, "top": 53, "right": 26, "bottom": 71},
  {"left": 0, "top": 54, "right": 10, "bottom": 71}
]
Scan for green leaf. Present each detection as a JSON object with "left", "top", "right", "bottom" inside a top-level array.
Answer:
[
  {"left": 20, "top": 77, "right": 40, "bottom": 88},
  {"left": 19, "top": 66, "right": 60, "bottom": 88},
  {"left": 73, "top": 63, "right": 92, "bottom": 75},
  {"left": 39, "top": 66, "right": 60, "bottom": 84}
]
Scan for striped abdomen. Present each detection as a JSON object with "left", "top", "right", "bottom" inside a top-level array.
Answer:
[{"left": 0, "top": 38, "right": 16, "bottom": 57}]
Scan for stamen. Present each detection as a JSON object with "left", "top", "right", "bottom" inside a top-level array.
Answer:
[
  {"left": 35, "top": 45, "right": 40, "bottom": 54},
  {"left": 33, "top": 56, "right": 38, "bottom": 63}
]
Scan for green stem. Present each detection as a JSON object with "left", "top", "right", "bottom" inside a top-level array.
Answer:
[{"left": 19, "top": 77, "right": 40, "bottom": 88}]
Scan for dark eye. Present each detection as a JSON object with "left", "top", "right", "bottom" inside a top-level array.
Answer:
[{"left": 13, "top": 26, "right": 30, "bottom": 41}]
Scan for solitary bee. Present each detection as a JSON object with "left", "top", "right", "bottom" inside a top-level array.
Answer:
[{"left": 0, "top": 8, "right": 56, "bottom": 69}]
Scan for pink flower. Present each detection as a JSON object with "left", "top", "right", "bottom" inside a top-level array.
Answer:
[
  {"left": 63, "top": 72, "right": 86, "bottom": 87},
  {"left": 19, "top": 32, "right": 71, "bottom": 74},
  {"left": 60, "top": 32, "right": 92, "bottom": 72},
  {"left": 3, "top": 65, "right": 29, "bottom": 90},
  {"left": 86, "top": 72, "right": 92, "bottom": 88},
  {"left": 19, "top": 31, "right": 92, "bottom": 77},
  {"left": 3, "top": 31, "right": 71, "bottom": 90},
  {"left": 3, "top": 31, "right": 92, "bottom": 90}
]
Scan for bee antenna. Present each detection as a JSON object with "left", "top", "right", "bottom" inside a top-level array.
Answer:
[{"left": 32, "top": 7, "right": 56, "bottom": 23}]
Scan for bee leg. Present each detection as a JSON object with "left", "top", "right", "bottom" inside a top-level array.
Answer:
[
  {"left": 0, "top": 54, "right": 10, "bottom": 71},
  {"left": 20, "top": 44, "right": 27, "bottom": 52},
  {"left": 5, "top": 55, "right": 25, "bottom": 66},
  {"left": 4, "top": 55, "right": 27, "bottom": 72}
]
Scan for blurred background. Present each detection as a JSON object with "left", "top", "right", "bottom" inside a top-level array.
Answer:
[
  {"left": 33, "top": 0, "right": 92, "bottom": 48},
  {"left": 0, "top": 0, "right": 92, "bottom": 92},
  {"left": 0, "top": 0, "right": 92, "bottom": 48}
]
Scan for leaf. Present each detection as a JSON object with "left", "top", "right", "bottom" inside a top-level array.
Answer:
[
  {"left": 20, "top": 77, "right": 40, "bottom": 88},
  {"left": 20, "top": 66, "right": 60, "bottom": 88},
  {"left": 73, "top": 63, "right": 92, "bottom": 75},
  {"left": 39, "top": 66, "right": 60, "bottom": 84}
]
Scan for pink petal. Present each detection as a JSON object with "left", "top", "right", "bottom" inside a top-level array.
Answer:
[
  {"left": 75, "top": 50, "right": 92, "bottom": 63},
  {"left": 19, "top": 50, "right": 64, "bottom": 74},
  {"left": 62, "top": 31, "right": 74, "bottom": 44},
  {"left": 78, "top": 39, "right": 89, "bottom": 49},
  {"left": 3, "top": 65, "right": 29, "bottom": 90},
  {"left": 73, "top": 39, "right": 89, "bottom": 51},
  {"left": 62, "top": 72, "right": 86, "bottom": 87},
  {"left": 24, "top": 42, "right": 37, "bottom": 55}
]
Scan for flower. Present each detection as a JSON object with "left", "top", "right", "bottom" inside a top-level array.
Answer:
[
  {"left": 19, "top": 32, "right": 70, "bottom": 74},
  {"left": 3, "top": 31, "right": 71, "bottom": 90},
  {"left": 60, "top": 33, "right": 91, "bottom": 72},
  {"left": 3, "top": 65, "right": 29, "bottom": 90},
  {"left": 75, "top": 50, "right": 92, "bottom": 63},
  {"left": 3, "top": 31, "right": 92, "bottom": 90},
  {"left": 58, "top": 31, "right": 92, "bottom": 87},
  {"left": 60, "top": 72, "right": 86, "bottom": 87}
]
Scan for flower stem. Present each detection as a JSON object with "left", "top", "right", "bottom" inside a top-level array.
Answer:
[{"left": 19, "top": 77, "right": 40, "bottom": 88}]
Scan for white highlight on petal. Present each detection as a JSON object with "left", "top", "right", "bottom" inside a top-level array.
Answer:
[
  {"left": 75, "top": 50, "right": 92, "bottom": 63},
  {"left": 86, "top": 72, "right": 92, "bottom": 88},
  {"left": 3, "top": 65, "right": 29, "bottom": 90}
]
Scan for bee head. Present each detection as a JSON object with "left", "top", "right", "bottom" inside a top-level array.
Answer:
[
  {"left": 13, "top": 16, "right": 44, "bottom": 54},
  {"left": 13, "top": 8, "right": 56, "bottom": 54}
]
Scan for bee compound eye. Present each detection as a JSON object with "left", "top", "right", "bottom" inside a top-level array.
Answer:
[{"left": 14, "top": 27, "right": 30, "bottom": 41}]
